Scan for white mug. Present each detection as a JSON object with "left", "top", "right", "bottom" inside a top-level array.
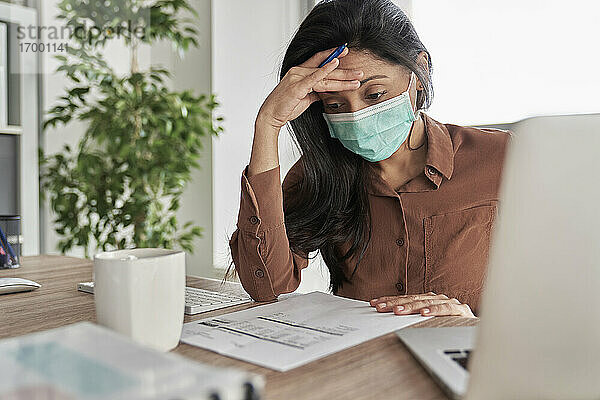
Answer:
[{"left": 93, "top": 248, "right": 185, "bottom": 351}]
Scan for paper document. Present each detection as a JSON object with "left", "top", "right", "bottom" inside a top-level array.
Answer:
[
  {"left": 181, "top": 291, "right": 430, "bottom": 371},
  {"left": 0, "top": 322, "right": 263, "bottom": 400}
]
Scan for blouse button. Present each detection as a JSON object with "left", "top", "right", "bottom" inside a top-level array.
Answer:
[
  {"left": 427, "top": 166, "right": 438, "bottom": 176},
  {"left": 249, "top": 216, "right": 259, "bottom": 225},
  {"left": 396, "top": 282, "right": 404, "bottom": 292},
  {"left": 395, "top": 238, "right": 405, "bottom": 247},
  {"left": 254, "top": 269, "right": 265, "bottom": 278}
]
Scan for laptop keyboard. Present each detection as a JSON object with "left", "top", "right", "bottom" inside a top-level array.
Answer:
[{"left": 443, "top": 349, "right": 472, "bottom": 371}]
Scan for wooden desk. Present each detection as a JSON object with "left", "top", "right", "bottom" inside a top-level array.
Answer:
[{"left": 1, "top": 256, "right": 478, "bottom": 400}]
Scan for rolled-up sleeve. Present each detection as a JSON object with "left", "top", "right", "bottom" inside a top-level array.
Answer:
[{"left": 229, "top": 164, "right": 308, "bottom": 301}]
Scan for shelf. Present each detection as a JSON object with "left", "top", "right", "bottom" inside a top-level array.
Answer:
[
  {"left": 0, "top": 126, "right": 22, "bottom": 135},
  {"left": 0, "top": 1, "right": 39, "bottom": 256},
  {"left": 0, "top": 2, "right": 35, "bottom": 13}
]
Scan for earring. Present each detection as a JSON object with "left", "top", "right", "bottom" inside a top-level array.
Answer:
[{"left": 406, "top": 116, "right": 425, "bottom": 151}]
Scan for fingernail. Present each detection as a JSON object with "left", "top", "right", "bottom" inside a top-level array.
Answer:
[
  {"left": 422, "top": 308, "right": 430, "bottom": 314},
  {"left": 377, "top": 303, "right": 387, "bottom": 309},
  {"left": 395, "top": 305, "right": 404, "bottom": 311}
]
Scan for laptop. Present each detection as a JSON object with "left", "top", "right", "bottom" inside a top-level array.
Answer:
[{"left": 396, "top": 113, "right": 600, "bottom": 399}]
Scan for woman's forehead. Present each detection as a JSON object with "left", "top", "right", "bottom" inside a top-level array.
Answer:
[{"left": 337, "top": 49, "right": 398, "bottom": 72}]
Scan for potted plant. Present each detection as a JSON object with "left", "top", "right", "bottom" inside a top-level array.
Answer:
[{"left": 40, "top": 0, "right": 223, "bottom": 257}]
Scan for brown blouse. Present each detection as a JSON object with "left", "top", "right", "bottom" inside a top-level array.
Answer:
[{"left": 229, "top": 113, "right": 510, "bottom": 312}]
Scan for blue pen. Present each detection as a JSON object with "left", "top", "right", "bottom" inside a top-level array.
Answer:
[
  {"left": 0, "top": 226, "right": 16, "bottom": 260},
  {"left": 318, "top": 43, "right": 347, "bottom": 68}
]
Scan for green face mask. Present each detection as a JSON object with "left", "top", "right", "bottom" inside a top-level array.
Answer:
[{"left": 322, "top": 72, "right": 418, "bottom": 162}]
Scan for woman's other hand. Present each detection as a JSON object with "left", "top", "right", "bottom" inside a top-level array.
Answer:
[
  {"left": 257, "top": 46, "right": 363, "bottom": 131},
  {"left": 369, "top": 292, "right": 475, "bottom": 317}
]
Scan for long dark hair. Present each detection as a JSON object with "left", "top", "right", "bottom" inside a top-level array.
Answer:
[{"left": 281, "top": 0, "right": 434, "bottom": 293}]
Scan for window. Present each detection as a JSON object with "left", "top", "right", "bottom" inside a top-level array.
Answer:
[
  {"left": 310, "top": 0, "right": 600, "bottom": 124},
  {"left": 411, "top": 0, "right": 600, "bottom": 124}
]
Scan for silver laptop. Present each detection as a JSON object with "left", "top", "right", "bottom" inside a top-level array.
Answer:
[{"left": 397, "top": 114, "right": 600, "bottom": 399}]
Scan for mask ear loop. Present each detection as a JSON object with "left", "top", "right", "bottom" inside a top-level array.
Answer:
[{"left": 406, "top": 72, "right": 425, "bottom": 151}]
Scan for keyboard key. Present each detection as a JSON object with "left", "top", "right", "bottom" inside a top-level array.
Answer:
[
  {"left": 184, "top": 287, "right": 252, "bottom": 315},
  {"left": 451, "top": 356, "right": 469, "bottom": 370},
  {"left": 443, "top": 350, "right": 462, "bottom": 355}
]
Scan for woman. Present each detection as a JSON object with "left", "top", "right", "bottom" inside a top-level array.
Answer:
[{"left": 229, "top": 0, "right": 509, "bottom": 317}]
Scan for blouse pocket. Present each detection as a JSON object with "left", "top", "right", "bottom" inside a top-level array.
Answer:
[{"left": 423, "top": 204, "right": 498, "bottom": 309}]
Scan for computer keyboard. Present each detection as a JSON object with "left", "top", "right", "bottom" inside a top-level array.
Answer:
[
  {"left": 443, "top": 349, "right": 471, "bottom": 371},
  {"left": 77, "top": 282, "right": 252, "bottom": 315},
  {"left": 184, "top": 286, "right": 251, "bottom": 315}
]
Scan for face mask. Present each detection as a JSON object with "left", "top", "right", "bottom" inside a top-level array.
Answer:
[{"left": 322, "top": 72, "right": 418, "bottom": 162}]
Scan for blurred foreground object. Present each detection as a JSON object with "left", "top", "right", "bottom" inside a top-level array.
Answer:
[{"left": 0, "top": 322, "right": 264, "bottom": 399}]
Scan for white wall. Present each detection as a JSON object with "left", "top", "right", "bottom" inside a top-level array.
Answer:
[
  {"left": 150, "top": 0, "right": 213, "bottom": 277},
  {"left": 211, "top": 0, "right": 303, "bottom": 270},
  {"left": 410, "top": 0, "right": 600, "bottom": 125},
  {"left": 211, "top": 0, "right": 330, "bottom": 292}
]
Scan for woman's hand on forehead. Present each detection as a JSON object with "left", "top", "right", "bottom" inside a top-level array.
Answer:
[
  {"left": 300, "top": 46, "right": 351, "bottom": 68},
  {"left": 292, "top": 46, "right": 364, "bottom": 93},
  {"left": 254, "top": 45, "right": 363, "bottom": 131}
]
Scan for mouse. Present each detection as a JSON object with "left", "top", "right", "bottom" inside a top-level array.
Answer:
[{"left": 0, "top": 278, "right": 41, "bottom": 295}]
